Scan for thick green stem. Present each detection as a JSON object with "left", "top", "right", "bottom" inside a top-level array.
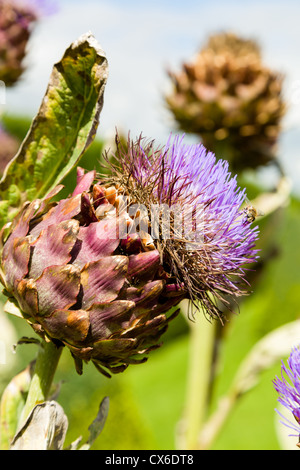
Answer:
[
  {"left": 18, "top": 341, "right": 62, "bottom": 429},
  {"left": 182, "top": 311, "right": 216, "bottom": 450}
]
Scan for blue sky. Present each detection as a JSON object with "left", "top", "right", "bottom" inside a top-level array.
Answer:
[{"left": 4, "top": 0, "right": 300, "bottom": 190}]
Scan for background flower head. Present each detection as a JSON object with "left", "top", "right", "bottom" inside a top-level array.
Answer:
[
  {"left": 273, "top": 345, "right": 300, "bottom": 444},
  {"left": 0, "top": 0, "right": 56, "bottom": 86},
  {"left": 165, "top": 32, "right": 285, "bottom": 172}
]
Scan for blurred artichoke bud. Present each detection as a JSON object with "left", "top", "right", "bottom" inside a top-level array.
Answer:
[
  {"left": 0, "top": 0, "right": 44, "bottom": 86},
  {"left": 165, "top": 32, "right": 286, "bottom": 172}
]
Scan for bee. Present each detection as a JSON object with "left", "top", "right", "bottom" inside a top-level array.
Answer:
[{"left": 243, "top": 198, "right": 264, "bottom": 223}]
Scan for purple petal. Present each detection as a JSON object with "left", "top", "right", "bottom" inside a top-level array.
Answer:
[
  {"left": 119, "top": 280, "right": 165, "bottom": 307},
  {"left": 92, "top": 338, "right": 136, "bottom": 358},
  {"left": 35, "top": 264, "right": 81, "bottom": 316},
  {"left": 2, "top": 201, "right": 39, "bottom": 261},
  {"left": 73, "top": 219, "right": 121, "bottom": 268},
  {"left": 40, "top": 309, "right": 90, "bottom": 343},
  {"left": 14, "top": 278, "right": 39, "bottom": 317},
  {"left": 127, "top": 250, "right": 160, "bottom": 282},
  {"left": 113, "top": 134, "right": 259, "bottom": 318},
  {"left": 80, "top": 256, "right": 128, "bottom": 309},
  {"left": 273, "top": 345, "right": 300, "bottom": 441},
  {"left": 29, "top": 219, "right": 79, "bottom": 278},
  {"left": 80, "top": 192, "right": 98, "bottom": 224},
  {"left": 120, "top": 234, "right": 142, "bottom": 254},
  {"left": 30, "top": 194, "right": 81, "bottom": 239},
  {"left": 2, "top": 237, "right": 31, "bottom": 291},
  {"left": 72, "top": 168, "right": 95, "bottom": 196},
  {"left": 87, "top": 300, "right": 135, "bottom": 341}
]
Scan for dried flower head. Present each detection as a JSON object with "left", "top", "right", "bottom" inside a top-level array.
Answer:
[
  {"left": 0, "top": 133, "right": 259, "bottom": 376},
  {"left": 273, "top": 345, "right": 300, "bottom": 446},
  {"left": 165, "top": 32, "right": 285, "bottom": 171}
]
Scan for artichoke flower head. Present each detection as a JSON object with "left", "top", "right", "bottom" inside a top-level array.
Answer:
[{"left": 0, "top": 133, "right": 259, "bottom": 376}]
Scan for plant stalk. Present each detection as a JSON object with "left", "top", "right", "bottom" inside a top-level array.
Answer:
[
  {"left": 18, "top": 340, "right": 62, "bottom": 429},
  {"left": 182, "top": 311, "right": 216, "bottom": 450},
  {"left": 197, "top": 391, "right": 238, "bottom": 449}
]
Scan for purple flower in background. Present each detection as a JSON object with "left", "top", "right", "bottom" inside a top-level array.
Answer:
[
  {"left": 273, "top": 345, "right": 300, "bottom": 444},
  {"left": 8, "top": 0, "right": 57, "bottom": 17}
]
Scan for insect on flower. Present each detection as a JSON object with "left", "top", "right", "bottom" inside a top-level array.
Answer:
[{"left": 243, "top": 198, "right": 264, "bottom": 223}]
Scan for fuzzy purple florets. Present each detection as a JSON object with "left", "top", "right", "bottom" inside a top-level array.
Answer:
[
  {"left": 106, "top": 133, "right": 259, "bottom": 319},
  {"left": 162, "top": 134, "right": 259, "bottom": 260},
  {"left": 273, "top": 346, "right": 300, "bottom": 437}
]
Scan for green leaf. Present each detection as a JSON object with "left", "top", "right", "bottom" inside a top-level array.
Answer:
[
  {"left": 68, "top": 396, "right": 109, "bottom": 450},
  {"left": 0, "top": 32, "right": 109, "bottom": 229},
  {"left": 81, "top": 396, "right": 109, "bottom": 450}
]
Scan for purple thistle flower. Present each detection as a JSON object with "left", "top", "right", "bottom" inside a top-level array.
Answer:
[
  {"left": 104, "top": 133, "right": 259, "bottom": 320},
  {"left": 273, "top": 345, "right": 300, "bottom": 443}
]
